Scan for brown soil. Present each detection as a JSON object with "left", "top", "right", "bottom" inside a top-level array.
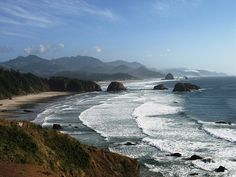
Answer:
[{"left": 0, "top": 161, "right": 56, "bottom": 177}]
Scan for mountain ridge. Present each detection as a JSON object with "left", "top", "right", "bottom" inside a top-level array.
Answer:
[{"left": 1, "top": 55, "right": 163, "bottom": 80}]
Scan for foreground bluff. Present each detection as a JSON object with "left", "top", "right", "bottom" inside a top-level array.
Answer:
[
  {"left": 0, "top": 119, "right": 139, "bottom": 177},
  {"left": 107, "top": 81, "right": 127, "bottom": 92}
]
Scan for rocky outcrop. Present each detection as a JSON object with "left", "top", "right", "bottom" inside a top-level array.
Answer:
[
  {"left": 0, "top": 119, "right": 139, "bottom": 177},
  {"left": 187, "top": 155, "right": 203, "bottom": 160},
  {"left": 215, "top": 121, "right": 231, "bottom": 125},
  {"left": 48, "top": 77, "right": 102, "bottom": 92},
  {"left": 173, "top": 83, "right": 200, "bottom": 92},
  {"left": 214, "top": 166, "right": 227, "bottom": 172},
  {"left": 107, "top": 82, "right": 126, "bottom": 92},
  {"left": 52, "top": 124, "right": 62, "bottom": 130},
  {"left": 168, "top": 153, "right": 182, "bottom": 157},
  {"left": 123, "top": 142, "right": 136, "bottom": 146},
  {"left": 165, "top": 73, "right": 174, "bottom": 80},
  {"left": 153, "top": 84, "right": 168, "bottom": 90}
]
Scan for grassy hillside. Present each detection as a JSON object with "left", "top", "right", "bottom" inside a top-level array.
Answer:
[
  {"left": 0, "top": 119, "right": 139, "bottom": 177},
  {"left": 0, "top": 69, "right": 101, "bottom": 99}
]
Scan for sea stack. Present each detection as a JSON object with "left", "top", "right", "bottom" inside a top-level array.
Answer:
[
  {"left": 165, "top": 73, "right": 174, "bottom": 80},
  {"left": 107, "top": 81, "right": 126, "bottom": 92},
  {"left": 153, "top": 84, "right": 168, "bottom": 90},
  {"left": 173, "top": 83, "right": 200, "bottom": 92}
]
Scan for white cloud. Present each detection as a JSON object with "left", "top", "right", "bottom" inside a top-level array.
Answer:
[
  {"left": 58, "top": 43, "right": 65, "bottom": 49},
  {"left": 24, "top": 43, "right": 64, "bottom": 55},
  {"left": 94, "top": 46, "right": 103, "bottom": 53},
  {"left": 0, "top": 31, "right": 29, "bottom": 38},
  {"left": 24, "top": 48, "right": 33, "bottom": 55},
  {"left": 153, "top": 0, "right": 201, "bottom": 16},
  {"left": 0, "top": 0, "right": 119, "bottom": 28}
]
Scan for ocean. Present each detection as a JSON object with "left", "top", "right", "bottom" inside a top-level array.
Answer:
[{"left": 33, "top": 77, "right": 236, "bottom": 177}]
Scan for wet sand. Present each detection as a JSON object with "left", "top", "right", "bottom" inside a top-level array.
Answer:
[{"left": 0, "top": 92, "right": 73, "bottom": 120}]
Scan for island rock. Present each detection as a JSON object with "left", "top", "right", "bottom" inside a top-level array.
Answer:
[
  {"left": 215, "top": 121, "right": 231, "bottom": 125},
  {"left": 165, "top": 73, "right": 174, "bottom": 80},
  {"left": 168, "top": 153, "right": 182, "bottom": 157},
  {"left": 173, "top": 83, "right": 200, "bottom": 92},
  {"left": 107, "top": 81, "right": 126, "bottom": 92},
  {"left": 188, "top": 155, "right": 203, "bottom": 160},
  {"left": 214, "top": 166, "right": 227, "bottom": 172},
  {"left": 153, "top": 84, "right": 168, "bottom": 90}
]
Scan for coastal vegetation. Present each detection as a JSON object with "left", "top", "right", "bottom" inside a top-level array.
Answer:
[
  {"left": 0, "top": 118, "right": 139, "bottom": 177},
  {"left": 0, "top": 68, "right": 101, "bottom": 99}
]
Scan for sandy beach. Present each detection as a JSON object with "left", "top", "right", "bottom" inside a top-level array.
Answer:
[{"left": 0, "top": 92, "right": 73, "bottom": 120}]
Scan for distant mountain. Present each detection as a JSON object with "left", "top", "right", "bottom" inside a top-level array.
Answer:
[
  {"left": 1, "top": 55, "right": 163, "bottom": 80},
  {"left": 1, "top": 55, "right": 63, "bottom": 76},
  {"left": 161, "top": 68, "right": 227, "bottom": 77},
  {"left": 106, "top": 60, "right": 143, "bottom": 69},
  {"left": 51, "top": 56, "right": 105, "bottom": 72},
  {"left": 129, "top": 66, "right": 163, "bottom": 78}
]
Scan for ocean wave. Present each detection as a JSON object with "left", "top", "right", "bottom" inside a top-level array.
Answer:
[
  {"left": 199, "top": 120, "right": 236, "bottom": 142},
  {"left": 79, "top": 93, "right": 143, "bottom": 139}
]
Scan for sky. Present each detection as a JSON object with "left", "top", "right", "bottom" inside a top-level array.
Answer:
[{"left": 0, "top": 0, "right": 235, "bottom": 74}]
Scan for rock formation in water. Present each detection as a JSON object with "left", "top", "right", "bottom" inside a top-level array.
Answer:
[
  {"left": 107, "top": 81, "right": 126, "bottom": 92},
  {"left": 153, "top": 84, "right": 168, "bottom": 90},
  {"left": 187, "top": 155, "right": 203, "bottom": 160},
  {"left": 214, "top": 166, "right": 227, "bottom": 172},
  {"left": 165, "top": 73, "right": 174, "bottom": 80},
  {"left": 173, "top": 83, "right": 200, "bottom": 92}
]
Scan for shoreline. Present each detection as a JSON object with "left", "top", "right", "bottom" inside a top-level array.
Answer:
[
  {"left": 0, "top": 90, "right": 110, "bottom": 149},
  {"left": 0, "top": 92, "right": 74, "bottom": 120}
]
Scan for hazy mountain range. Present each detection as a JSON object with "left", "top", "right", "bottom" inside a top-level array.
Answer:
[
  {"left": 0, "top": 55, "right": 227, "bottom": 80},
  {"left": 0, "top": 55, "right": 163, "bottom": 80}
]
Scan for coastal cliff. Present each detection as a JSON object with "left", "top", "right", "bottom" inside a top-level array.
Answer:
[
  {"left": 0, "top": 119, "right": 139, "bottom": 177},
  {"left": 0, "top": 68, "right": 101, "bottom": 99}
]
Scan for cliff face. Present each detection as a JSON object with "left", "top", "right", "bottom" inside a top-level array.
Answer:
[
  {"left": 48, "top": 77, "right": 102, "bottom": 92},
  {"left": 0, "top": 69, "right": 101, "bottom": 99},
  {"left": 0, "top": 119, "right": 139, "bottom": 177}
]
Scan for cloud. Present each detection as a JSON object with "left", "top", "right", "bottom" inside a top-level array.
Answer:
[
  {"left": 153, "top": 0, "right": 201, "bottom": 16},
  {"left": 94, "top": 46, "right": 103, "bottom": 53},
  {"left": 58, "top": 43, "right": 65, "bottom": 49},
  {"left": 24, "top": 43, "right": 65, "bottom": 55},
  {"left": 0, "top": 2, "right": 54, "bottom": 28},
  {"left": 0, "top": 31, "right": 30, "bottom": 38},
  {"left": 0, "top": 46, "right": 13, "bottom": 54},
  {"left": 0, "top": 0, "right": 119, "bottom": 28}
]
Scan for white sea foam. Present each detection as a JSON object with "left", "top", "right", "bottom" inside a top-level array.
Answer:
[
  {"left": 145, "top": 163, "right": 200, "bottom": 177},
  {"left": 133, "top": 102, "right": 182, "bottom": 117},
  {"left": 79, "top": 93, "right": 143, "bottom": 138},
  {"left": 199, "top": 121, "right": 236, "bottom": 142}
]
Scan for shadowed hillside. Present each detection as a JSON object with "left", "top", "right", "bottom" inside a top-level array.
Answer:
[{"left": 0, "top": 69, "right": 101, "bottom": 99}]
